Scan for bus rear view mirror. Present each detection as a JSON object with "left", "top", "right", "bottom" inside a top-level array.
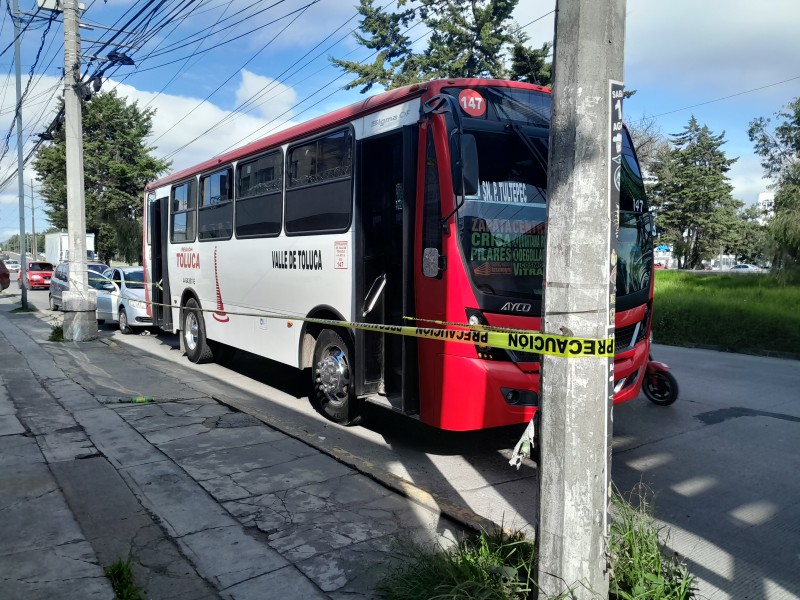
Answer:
[
  {"left": 423, "top": 247, "right": 445, "bottom": 278},
  {"left": 453, "top": 134, "right": 479, "bottom": 197}
]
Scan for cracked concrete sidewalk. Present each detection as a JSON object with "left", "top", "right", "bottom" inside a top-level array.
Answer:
[{"left": 0, "top": 298, "right": 465, "bottom": 599}]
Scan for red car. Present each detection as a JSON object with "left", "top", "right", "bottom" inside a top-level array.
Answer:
[{"left": 19, "top": 261, "right": 54, "bottom": 290}]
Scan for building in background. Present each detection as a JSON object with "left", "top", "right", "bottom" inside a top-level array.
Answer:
[{"left": 757, "top": 191, "right": 775, "bottom": 226}]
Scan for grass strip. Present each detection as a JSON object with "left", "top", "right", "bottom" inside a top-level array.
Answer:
[
  {"left": 652, "top": 270, "right": 800, "bottom": 356},
  {"left": 377, "top": 490, "right": 694, "bottom": 599}
]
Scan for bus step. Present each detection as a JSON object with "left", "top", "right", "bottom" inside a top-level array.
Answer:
[{"left": 363, "top": 392, "right": 416, "bottom": 417}]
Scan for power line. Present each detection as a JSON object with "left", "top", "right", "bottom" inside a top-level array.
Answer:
[
  {"left": 132, "top": 0, "right": 321, "bottom": 75},
  {"left": 150, "top": 0, "right": 315, "bottom": 145},
  {"left": 518, "top": 10, "right": 555, "bottom": 30},
  {"left": 211, "top": 18, "right": 431, "bottom": 157},
  {"left": 649, "top": 75, "right": 800, "bottom": 119},
  {"left": 158, "top": 1, "right": 404, "bottom": 160}
]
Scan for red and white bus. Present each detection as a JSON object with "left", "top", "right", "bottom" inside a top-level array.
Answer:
[{"left": 143, "top": 77, "right": 653, "bottom": 431}]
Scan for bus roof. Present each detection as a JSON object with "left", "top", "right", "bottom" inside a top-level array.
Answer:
[{"left": 146, "top": 78, "right": 550, "bottom": 191}]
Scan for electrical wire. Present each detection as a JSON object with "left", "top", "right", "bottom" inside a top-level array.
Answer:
[
  {"left": 149, "top": 1, "right": 315, "bottom": 145},
  {"left": 169, "top": 14, "right": 430, "bottom": 160}
]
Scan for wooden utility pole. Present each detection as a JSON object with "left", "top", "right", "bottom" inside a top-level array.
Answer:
[{"left": 536, "top": 0, "right": 626, "bottom": 598}]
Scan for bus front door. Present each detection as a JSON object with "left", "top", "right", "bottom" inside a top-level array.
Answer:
[
  {"left": 356, "top": 128, "right": 418, "bottom": 414},
  {"left": 148, "top": 196, "right": 172, "bottom": 330}
]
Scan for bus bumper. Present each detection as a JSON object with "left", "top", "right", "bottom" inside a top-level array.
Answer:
[{"left": 420, "top": 339, "right": 649, "bottom": 431}]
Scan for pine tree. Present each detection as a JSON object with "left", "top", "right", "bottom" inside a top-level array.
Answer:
[
  {"left": 649, "top": 117, "right": 740, "bottom": 269},
  {"left": 331, "top": 0, "right": 552, "bottom": 92},
  {"left": 32, "top": 90, "right": 171, "bottom": 263}
]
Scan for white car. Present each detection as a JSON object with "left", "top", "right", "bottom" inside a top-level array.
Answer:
[
  {"left": 98, "top": 266, "right": 152, "bottom": 334},
  {"left": 5, "top": 259, "right": 20, "bottom": 273},
  {"left": 729, "top": 264, "right": 762, "bottom": 273}
]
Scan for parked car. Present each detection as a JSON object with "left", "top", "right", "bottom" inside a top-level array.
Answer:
[
  {"left": 18, "top": 261, "right": 54, "bottom": 290},
  {"left": 5, "top": 259, "right": 20, "bottom": 273},
  {"left": 87, "top": 262, "right": 110, "bottom": 275},
  {"left": 653, "top": 262, "right": 666, "bottom": 270},
  {"left": 730, "top": 264, "right": 762, "bottom": 273},
  {"left": 50, "top": 265, "right": 117, "bottom": 322},
  {"left": 98, "top": 266, "right": 152, "bottom": 334},
  {"left": 0, "top": 260, "right": 9, "bottom": 290}
]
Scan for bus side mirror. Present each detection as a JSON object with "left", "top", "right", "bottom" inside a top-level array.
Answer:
[
  {"left": 423, "top": 247, "right": 445, "bottom": 278},
  {"left": 453, "top": 134, "right": 479, "bottom": 197}
]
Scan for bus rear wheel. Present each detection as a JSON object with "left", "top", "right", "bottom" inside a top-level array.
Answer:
[
  {"left": 312, "top": 329, "right": 362, "bottom": 426},
  {"left": 183, "top": 298, "right": 214, "bottom": 363}
]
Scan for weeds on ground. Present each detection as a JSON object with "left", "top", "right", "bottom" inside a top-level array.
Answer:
[
  {"left": 377, "top": 489, "right": 695, "bottom": 600},
  {"left": 609, "top": 487, "right": 695, "bottom": 600},
  {"left": 48, "top": 324, "right": 64, "bottom": 341},
  {"left": 105, "top": 558, "right": 143, "bottom": 600},
  {"left": 377, "top": 528, "right": 535, "bottom": 600}
]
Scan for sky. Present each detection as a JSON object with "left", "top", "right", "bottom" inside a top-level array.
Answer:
[{"left": 0, "top": 0, "right": 798, "bottom": 244}]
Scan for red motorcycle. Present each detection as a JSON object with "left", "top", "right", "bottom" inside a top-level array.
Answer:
[{"left": 642, "top": 355, "right": 679, "bottom": 406}]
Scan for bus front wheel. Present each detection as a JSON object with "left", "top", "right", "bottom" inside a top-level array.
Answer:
[
  {"left": 183, "top": 298, "right": 214, "bottom": 364},
  {"left": 312, "top": 329, "right": 362, "bottom": 426}
]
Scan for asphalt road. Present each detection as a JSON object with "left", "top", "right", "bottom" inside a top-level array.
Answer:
[{"left": 21, "top": 287, "right": 800, "bottom": 599}]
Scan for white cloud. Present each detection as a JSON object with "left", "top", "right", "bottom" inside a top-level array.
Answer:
[
  {"left": 109, "top": 76, "right": 300, "bottom": 175},
  {"left": 729, "top": 155, "right": 771, "bottom": 206},
  {"left": 234, "top": 70, "right": 297, "bottom": 121}
]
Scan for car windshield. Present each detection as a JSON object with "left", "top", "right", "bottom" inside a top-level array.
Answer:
[
  {"left": 87, "top": 274, "right": 111, "bottom": 290},
  {"left": 87, "top": 263, "right": 109, "bottom": 274},
  {"left": 6, "top": 260, "right": 18, "bottom": 265},
  {"left": 123, "top": 270, "right": 145, "bottom": 289},
  {"left": 29, "top": 263, "right": 53, "bottom": 271}
]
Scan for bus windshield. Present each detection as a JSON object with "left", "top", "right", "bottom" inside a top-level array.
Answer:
[
  {"left": 457, "top": 128, "right": 548, "bottom": 300},
  {"left": 456, "top": 125, "right": 652, "bottom": 304}
]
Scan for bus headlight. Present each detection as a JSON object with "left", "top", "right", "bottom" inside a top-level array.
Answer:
[{"left": 466, "top": 309, "right": 490, "bottom": 352}]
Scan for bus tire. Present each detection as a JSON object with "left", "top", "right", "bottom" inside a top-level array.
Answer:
[
  {"left": 312, "top": 329, "right": 362, "bottom": 426},
  {"left": 183, "top": 298, "right": 214, "bottom": 364}
]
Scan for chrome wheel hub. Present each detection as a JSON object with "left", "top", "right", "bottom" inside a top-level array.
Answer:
[
  {"left": 184, "top": 312, "right": 198, "bottom": 351},
  {"left": 317, "top": 346, "right": 350, "bottom": 403}
]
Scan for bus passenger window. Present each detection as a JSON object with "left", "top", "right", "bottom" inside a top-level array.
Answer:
[
  {"left": 198, "top": 168, "right": 233, "bottom": 241},
  {"left": 170, "top": 180, "right": 197, "bottom": 243},
  {"left": 236, "top": 151, "right": 283, "bottom": 237},
  {"left": 285, "top": 129, "right": 353, "bottom": 235}
]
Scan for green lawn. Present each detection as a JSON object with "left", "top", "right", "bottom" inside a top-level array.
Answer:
[{"left": 652, "top": 270, "right": 800, "bottom": 357}]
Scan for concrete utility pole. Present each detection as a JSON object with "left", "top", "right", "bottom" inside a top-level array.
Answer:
[
  {"left": 30, "top": 180, "right": 37, "bottom": 259},
  {"left": 12, "top": 0, "right": 28, "bottom": 308},
  {"left": 536, "top": 0, "right": 625, "bottom": 598},
  {"left": 62, "top": 0, "right": 96, "bottom": 340}
]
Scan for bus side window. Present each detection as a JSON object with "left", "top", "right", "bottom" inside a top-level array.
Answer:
[
  {"left": 171, "top": 180, "right": 197, "bottom": 243},
  {"left": 236, "top": 150, "right": 283, "bottom": 237},
  {"left": 422, "top": 129, "right": 442, "bottom": 278},
  {"left": 198, "top": 167, "right": 234, "bottom": 241},
  {"left": 285, "top": 129, "right": 353, "bottom": 235}
]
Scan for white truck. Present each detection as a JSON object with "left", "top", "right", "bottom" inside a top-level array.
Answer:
[{"left": 44, "top": 232, "right": 97, "bottom": 265}]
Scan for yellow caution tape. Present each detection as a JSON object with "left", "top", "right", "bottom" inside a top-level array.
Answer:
[{"left": 69, "top": 276, "right": 615, "bottom": 358}]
